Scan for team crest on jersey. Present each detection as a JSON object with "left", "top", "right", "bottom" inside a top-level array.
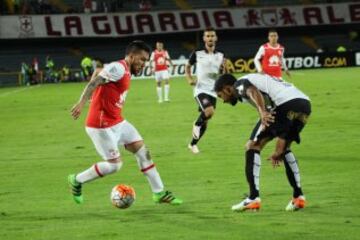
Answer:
[
  {"left": 202, "top": 98, "right": 209, "bottom": 105},
  {"left": 115, "top": 91, "right": 128, "bottom": 108},
  {"left": 157, "top": 57, "right": 166, "bottom": 65},
  {"left": 269, "top": 55, "right": 280, "bottom": 66}
]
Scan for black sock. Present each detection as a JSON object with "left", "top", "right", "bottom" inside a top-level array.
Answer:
[
  {"left": 245, "top": 149, "right": 261, "bottom": 199},
  {"left": 191, "top": 123, "right": 207, "bottom": 145},
  {"left": 195, "top": 111, "right": 207, "bottom": 126},
  {"left": 284, "top": 150, "right": 303, "bottom": 198}
]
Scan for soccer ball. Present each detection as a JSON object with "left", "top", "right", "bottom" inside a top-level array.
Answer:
[{"left": 110, "top": 184, "right": 136, "bottom": 209}]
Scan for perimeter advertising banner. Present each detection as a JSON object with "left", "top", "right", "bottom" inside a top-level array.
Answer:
[
  {"left": 133, "top": 51, "right": 359, "bottom": 79},
  {"left": 226, "top": 52, "right": 357, "bottom": 73},
  {"left": 0, "top": 2, "right": 360, "bottom": 39},
  {"left": 0, "top": 52, "right": 358, "bottom": 86}
]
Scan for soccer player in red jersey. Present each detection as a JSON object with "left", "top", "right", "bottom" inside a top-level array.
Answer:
[
  {"left": 149, "top": 41, "right": 173, "bottom": 103},
  {"left": 68, "top": 41, "right": 182, "bottom": 205},
  {"left": 254, "top": 29, "right": 290, "bottom": 79}
]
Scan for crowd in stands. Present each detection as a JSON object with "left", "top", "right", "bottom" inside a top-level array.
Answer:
[
  {"left": 83, "top": 0, "right": 155, "bottom": 13},
  {"left": 1, "top": 0, "right": 349, "bottom": 15},
  {"left": 0, "top": 0, "right": 157, "bottom": 15},
  {"left": 1, "top": 0, "right": 60, "bottom": 15}
]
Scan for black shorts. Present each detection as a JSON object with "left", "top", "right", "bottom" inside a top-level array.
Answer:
[
  {"left": 257, "top": 98, "right": 311, "bottom": 144},
  {"left": 195, "top": 93, "right": 217, "bottom": 112}
]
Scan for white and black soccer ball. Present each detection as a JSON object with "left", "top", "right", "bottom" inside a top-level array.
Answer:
[{"left": 110, "top": 184, "right": 136, "bottom": 209}]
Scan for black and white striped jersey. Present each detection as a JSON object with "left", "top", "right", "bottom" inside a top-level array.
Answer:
[
  {"left": 188, "top": 48, "right": 225, "bottom": 98},
  {"left": 235, "top": 73, "right": 310, "bottom": 106}
]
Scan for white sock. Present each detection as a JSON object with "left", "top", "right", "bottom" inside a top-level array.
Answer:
[
  {"left": 156, "top": 86, "right": 162, "bottom": 102},
  {"left": 164, "top": 84, "right": 170, "bottom": 101},
  {"left": 76, "top": 161, "right": 123, "bottom": 184},
  {"left": 253, "top": 152, "right": 261, "bottom": 191},
  {"left": 135, "top": 146, "right": 164, "bottom": 193},
  {"left": 284, "top": 151, "right": 301, "bottom": 188}
]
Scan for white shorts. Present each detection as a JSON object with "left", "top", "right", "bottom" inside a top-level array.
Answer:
[
  {"left": 154, "top": 70, "right": 170, "bottom": 82},
  {"left": 86, "top": 120, "right": 143, "bottom": 160}
]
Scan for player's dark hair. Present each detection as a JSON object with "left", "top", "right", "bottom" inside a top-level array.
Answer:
[
  {"left": 125, "top": 40, "right": 151, "bottom": 55},
  {"left": 268, "top": 28, "right": 277, "bottom": 34},
  {"left": 214, "top": 74, "right": 237, "bottom": 92},
  {"left": 204, "top": 27, "right": 216, "bottom": 33}
]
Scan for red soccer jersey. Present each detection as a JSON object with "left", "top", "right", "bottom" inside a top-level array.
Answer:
[
  {"left": 151, "top": 50, "right": 169, "bottom": 71},
  {"left": 86, "top": 60, "right": 131, "bottom": 128},
  {"left": 261, "top": 43, "right": 284, "bottom": 78}
]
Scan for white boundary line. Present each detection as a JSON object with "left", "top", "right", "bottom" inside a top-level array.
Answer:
[{"left": 0, "top": 85, "right": 41, "bottom": 97}]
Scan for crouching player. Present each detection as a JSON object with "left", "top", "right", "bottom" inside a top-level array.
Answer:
[{"left": 214, "top": 73, "right": 311, "bottom": 212}]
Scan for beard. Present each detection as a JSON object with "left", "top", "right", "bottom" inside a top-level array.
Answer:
[
  {"left": 206, "top": 42, "right": 214, "bottom": 48},
  {"left": 130, "top": 65, "right": 139, "bottom": 75}
]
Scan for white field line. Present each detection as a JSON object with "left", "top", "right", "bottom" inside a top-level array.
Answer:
[{"left": 0, "top": 85, "right": 41, "bottom": 97}]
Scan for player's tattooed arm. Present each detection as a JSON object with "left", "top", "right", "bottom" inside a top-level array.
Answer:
[
  {"left": 80, "top": 75, "right": 106, "bottom": 101},
  {"left": 70, "top": 75, "right": 106, "bottom": 120},
  {"left": 245, "top": 86, "right": 275, "bottom": 127}
]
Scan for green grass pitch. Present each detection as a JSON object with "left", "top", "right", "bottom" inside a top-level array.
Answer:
[{"left": 0, "top": 68, "right": 359, "bottom": 240}]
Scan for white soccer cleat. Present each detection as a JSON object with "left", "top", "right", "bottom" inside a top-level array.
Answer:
[
  {"left": 188, "top": 144, "right": 200, "bottom": 154},
  {"left": 231, "top": 197, "right": 261, "bottom": 212},
  {"left": 158, "top": 99, "right": 163, "bottom": 103},
  {"left": 192, "top": 124, "right": 201, "bottom": 140},
  {"left": 285, "top": 195, "right": 306, "bottom": 211}
]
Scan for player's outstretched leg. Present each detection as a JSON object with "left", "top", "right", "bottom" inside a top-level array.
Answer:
[
  {"left": 68, "top": 174, "right": 83, "bottom": 204},
  {"left": 283, "top": 150, "right": 306, "bottom": 211},
  {"left": 134, "top": 145, "right": 183, "bottom": 205},
  {"left": 68, "top": 160, "right": 123, "bottom": 204}
]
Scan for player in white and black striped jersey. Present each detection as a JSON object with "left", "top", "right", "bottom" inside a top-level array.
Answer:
[
  {"left": 185, "top": 27, "right": 227, "bottom": 154},
  {"left": 214, "top": 73, "right": 311, "bottom": 212}
]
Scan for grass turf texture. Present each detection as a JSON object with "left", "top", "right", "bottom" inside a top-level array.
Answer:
[{"left": 0, "top": 68, "right": 359, "bottom": 240}]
